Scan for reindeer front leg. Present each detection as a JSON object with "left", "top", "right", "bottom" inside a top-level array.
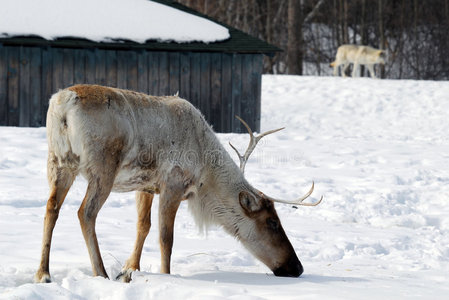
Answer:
[
  {"left": 159, "top": 190, "right": 182, "bottom": 274},
  {"left": 342, "top": 63, "right": 350, "bottom": 77},
  {"left": 352, "top": 63, "right": 360, "bottom": 78},
  {"left": 367, "top": 64, "right": 378, "bottom": 79},
  {"left": 116, "top": 191, "right": 154, "bottom": 282},
  {"left": 158, "top": 167, "right": 187, "bottom": 274}
]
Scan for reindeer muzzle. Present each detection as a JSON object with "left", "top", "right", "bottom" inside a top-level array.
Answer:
[{"left": 272, "top": 254, "right": 303, "bottom": 278}]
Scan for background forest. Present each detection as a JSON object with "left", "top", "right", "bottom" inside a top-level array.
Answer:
[{"left": 177, "top": 0, "right": 449, "bottom": 80}]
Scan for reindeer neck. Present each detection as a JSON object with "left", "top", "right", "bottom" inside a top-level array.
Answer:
[
  {"left": 201, "top": 128, "right": 246, "bottom": 190},
  {"left": 188, "top": 126, "right": 249, "bottom": 232}
]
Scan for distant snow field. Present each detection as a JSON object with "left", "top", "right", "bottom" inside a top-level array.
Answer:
[{"left": 1, "top": 76, "right": 448, "bottom": 299}]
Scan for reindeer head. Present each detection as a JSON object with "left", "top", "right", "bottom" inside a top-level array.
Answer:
[
  {"left": 228, "top": 116, "right": 322, "bottom": 277},
  {"left": 235, "top": 188, "right": 302, "bottom": 277},
  {"left": 376, "top": 50, "right": 386, "bottom": 65}
]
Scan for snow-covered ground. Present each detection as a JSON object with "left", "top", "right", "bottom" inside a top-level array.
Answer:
[{"left": 1, "top": 76, "right": 448, "bottom": 299}]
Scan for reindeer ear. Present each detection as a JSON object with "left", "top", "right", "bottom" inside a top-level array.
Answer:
[{"left": 239, "top": 191, "right": 261, "bottom": 214}]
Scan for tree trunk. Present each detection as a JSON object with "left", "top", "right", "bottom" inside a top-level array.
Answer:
[
  {"left": 265, "top": 0, "right": 275, "bottom": 73},
  {"left": 378, "top": 0, "right": 385, "bottom": 78},
  {"left": 332, "top": 0, "right": 340, "bottom": 46},
  {"left": 343, "top": 0, "right": 349, "bottom": 44},
  {"left": 413, "top": 0, "right": 420, "bottom": 78},
  {"left": 287, "top": 0, "right": 303, "bottom": 75},
  {"left": 360, "top": 0, "right": 366, "bottom": 76}
]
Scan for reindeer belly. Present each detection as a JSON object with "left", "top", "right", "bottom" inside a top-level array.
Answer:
[{"left": 112, "top": 167, "right": 159, "bottom": 193}]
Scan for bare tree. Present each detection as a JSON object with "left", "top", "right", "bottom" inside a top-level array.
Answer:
[
  {"left": 176, "top": 0, "right": 449, "bottom": 80},
  {"left": 287, "top": 0, "right": 303, "bottom": 74}
]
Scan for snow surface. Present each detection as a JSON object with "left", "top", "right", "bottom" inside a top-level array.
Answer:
[
  {"left": 1, "top": 76, "right": 449, "bottom": 299},
  {"left": 0, "top": 0, "right": 229, "bottom": 43}
]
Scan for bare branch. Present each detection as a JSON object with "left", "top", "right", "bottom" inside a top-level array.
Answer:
[{"left": 303, "top": 0, "right": 327, "bottom": 24}]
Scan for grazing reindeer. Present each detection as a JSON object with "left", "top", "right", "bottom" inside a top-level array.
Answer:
[
  {"left": 330, "top": 44, "right": 386, "bottom": 78},
  {"left": 34, "top": 85, "right": 321, "bottom": 283}
]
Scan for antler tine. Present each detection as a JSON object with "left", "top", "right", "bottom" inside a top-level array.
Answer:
[
  {"left": 230, "top": 117, "right": 323, "bottom": 207},
  {"left": 229, "top": 116, "right": 284, "bottom": 173},
  {"left": 259, "top": 182, "right": 323, "bottom": 206},
  {"left": 235, "top": 116, "right": 285, "bottom": 143},
  {"left": 235, "top": 115, "right": 254, "bottom": 138},
  {"left": 228, "top": 142, "right": 245, "bottom": 171}
]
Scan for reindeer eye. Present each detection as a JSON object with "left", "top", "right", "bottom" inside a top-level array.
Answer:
[{"left": 266, "top": 218, "right": 279, "bottom": 231}]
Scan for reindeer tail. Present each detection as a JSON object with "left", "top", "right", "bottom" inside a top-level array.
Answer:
[{"left": 46, "top": 89, "right": 79, "bottom": 159}]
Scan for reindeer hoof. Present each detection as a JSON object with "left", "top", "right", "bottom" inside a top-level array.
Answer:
[
  {"left": 34, "top": 272, "right": 51, "bottom": 283},
  {"left": 116, "top": 269, "right": 133, "bottom": 283}
]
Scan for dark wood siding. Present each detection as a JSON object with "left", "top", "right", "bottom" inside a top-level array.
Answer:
[
  {"left": 0, "top": 46, "right": 7, "bottom": 126},
  {"left": 0, "top": 45, "right": 263, "bottom": 132},
  {"left": 8, "top": 47, "right": 20, "bottom": 126}
]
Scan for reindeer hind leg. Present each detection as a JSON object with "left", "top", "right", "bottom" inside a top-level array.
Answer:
[
  {"left": 78, "top": 170, "right": 116, "bottom": 278},
  {"left": 35, "top": 153, "right": 77, "bottom": 283},
  {"left": 77, "top": 137, "right": 125, "bottom": 278},
  {"left": 116, "top": 191, "right": 154, "bottom": 282}
]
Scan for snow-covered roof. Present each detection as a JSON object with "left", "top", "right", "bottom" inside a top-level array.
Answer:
[{"left": 0, "top": 0, "right": 230, "bottom": 44}]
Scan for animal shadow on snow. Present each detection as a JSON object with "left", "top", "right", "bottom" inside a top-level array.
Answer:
[{"left": 184, "top": 271, "right": 367, "bottom": 285}]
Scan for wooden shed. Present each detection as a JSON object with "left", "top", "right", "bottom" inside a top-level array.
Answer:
[{"left": 0, "top": 0, "right": 279, "bottom": 133}]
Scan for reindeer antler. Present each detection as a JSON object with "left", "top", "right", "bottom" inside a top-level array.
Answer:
[
  {"left": 229, "top": 116, "right": 284, "bottom": 174},
  {"left": 257, "top": 182, "right": 323, "bottom": 206},
  {"left": 230, "top": 116, "right": 322, "bottom": 207}
]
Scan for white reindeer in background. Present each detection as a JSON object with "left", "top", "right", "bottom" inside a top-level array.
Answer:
[
  {"left": 34, "top": 85, "right": 322, "bottom": 284},
  {"left": 330, "top": 44, "right": 386, "bottom": 78}
]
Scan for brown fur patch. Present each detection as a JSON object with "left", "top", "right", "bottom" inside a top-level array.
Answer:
[
  {"left": 67, "top": 85, "right": 175, "bottom": 110},
  {"left": 106, "top": 137, "right": 125, "bottom": 156},
  {"left": 103, "top": 137, "right": 125, "bottom": 169},
  {"left": 68, "top": 85, "right": 117, "bottom": 106}
]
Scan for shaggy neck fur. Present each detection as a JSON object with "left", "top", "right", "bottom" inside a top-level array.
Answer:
[{"left": 187, "top": 123, "right": 251, "bottom": 237}]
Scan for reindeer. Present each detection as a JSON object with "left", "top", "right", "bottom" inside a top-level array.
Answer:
[
  {"left": 330, "top": 44, "right": 386, "bottom": 78},
  {"left": 34, "top": 85, "right": 322, "bottom": 284}
]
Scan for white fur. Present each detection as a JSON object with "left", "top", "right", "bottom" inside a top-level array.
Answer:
[
  {"left": 47, "top": 86, "right": 249, "bottom": 232},
  {"left": 331, "top": 44, "right": 386, "bottom": 78}
]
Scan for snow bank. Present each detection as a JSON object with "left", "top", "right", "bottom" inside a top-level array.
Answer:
[
  {"left": 1, "top": 76, "right": 448, "bottom": 299},
  {"left": 0, "top": 0, "right": 229, "bottom": 43}
]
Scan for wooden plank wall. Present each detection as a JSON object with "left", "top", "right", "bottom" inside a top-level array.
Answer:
[{"left": 0, "top": 44, "right": 262, "bottom": 132}]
